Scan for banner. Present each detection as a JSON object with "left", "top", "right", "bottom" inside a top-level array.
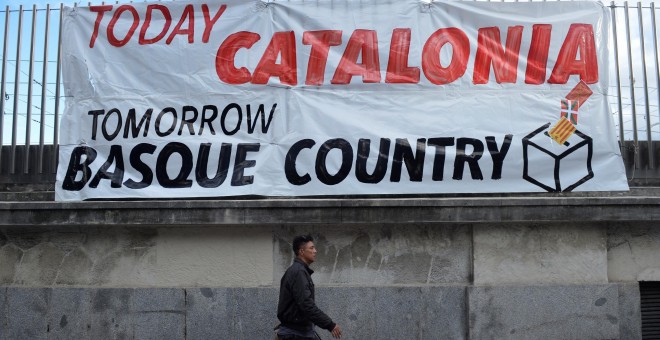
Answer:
[{"left": 56, "top": 0, "right": 628, "bottom": 201}]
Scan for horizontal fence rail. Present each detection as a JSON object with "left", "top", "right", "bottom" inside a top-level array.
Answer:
[{"left": 0, "top": 1, "right": 659, "bottom": 186}]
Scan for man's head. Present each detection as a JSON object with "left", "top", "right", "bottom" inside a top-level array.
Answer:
[{"left": 292, "top": 234, "right": 317, "bottom": 265}]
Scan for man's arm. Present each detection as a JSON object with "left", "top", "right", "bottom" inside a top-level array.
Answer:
[{"left": 290, "top": 270, "right": 336, "bottom": 331}]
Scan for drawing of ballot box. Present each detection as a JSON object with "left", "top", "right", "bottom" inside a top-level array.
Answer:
[{"left": 522, "top": 123, "right": 594, "bottom": 192}]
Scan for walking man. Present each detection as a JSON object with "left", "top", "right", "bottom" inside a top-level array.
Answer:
[{"left": 276, "top": 234, "right": 342, "bottom": 339}]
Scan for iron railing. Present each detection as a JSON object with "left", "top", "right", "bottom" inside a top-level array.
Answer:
[
  {"left": 0, "top": 1, "right": 659, "bottom": 185},
  {"left": 0, "top": 4, "right": 62, "bottom": 181}
]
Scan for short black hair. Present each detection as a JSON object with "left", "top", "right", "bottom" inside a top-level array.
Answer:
[{"left": 292, "top": 234, "right": 314, "bottom": 255}]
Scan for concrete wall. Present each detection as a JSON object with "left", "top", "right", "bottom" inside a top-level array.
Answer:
[
  {"left": 0, "top": 218, "right": 655, "bottom": 339},
  {"left": 0, "top": 226, "right": 273, "bottom": 287}
]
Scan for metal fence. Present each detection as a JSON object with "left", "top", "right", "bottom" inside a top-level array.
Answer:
[
  {"left": 0, "top": 4, "right": 62, "bottom": 181},
  {"left": 0, "top": 1, "right": 659, "bottom": 185}
]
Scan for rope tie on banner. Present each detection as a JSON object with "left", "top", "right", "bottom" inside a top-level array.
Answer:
[
  {"left": 257, "top": 0, "right": 271, "bottom": 10},
  {"left": 630, "top": 142, "right": 640, "bottom": 182},
  {"left": 420, "top": 1, "right": 432, "bottom": 13}
]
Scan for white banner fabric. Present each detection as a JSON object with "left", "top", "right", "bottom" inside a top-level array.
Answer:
[{"left": 56, "top": 0, "right": 629, "bottom": 201}]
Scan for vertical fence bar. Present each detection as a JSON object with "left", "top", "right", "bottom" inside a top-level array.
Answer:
[
  {"left": 38, "top": 4, "right": 50, "bottom": 174},
  {"left": 624, "top": 2, "right": 640, "bottom": 168},
  {"left": 11, "top": 5, "right": 23, "bottom": 174},
  {"left": 24, "top": 4, "right": 38, "bottom": 174},
  {"left": 0, "top": 6, "right": 10, "bottom": 171},
  {"left": 52, "top": 4, "right": 63, "bottom": 172},
  {"left": 652, "top": 3, "right": 660, "bottom": 166},
  {"left": 611, "top": 2, "right": 626, "bottom": 155},
  {"left": 638, "top": 2, "right": 654, "bottom": 169}
]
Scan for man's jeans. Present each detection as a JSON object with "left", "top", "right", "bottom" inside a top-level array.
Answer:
[{"left": 277, "top": 335, "right": 316, "bottom": 340}]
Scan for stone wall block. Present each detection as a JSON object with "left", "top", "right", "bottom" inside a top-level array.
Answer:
[
  {"left": 89, "top": 288, "right": 133, "bottom": 339},
  {"left": 275, "top": 224, "right": 472, "bottom": 285},
  {"left": 185, "top": 288, "right": 229, "bottom": 339},
  {"left": 5, "top": 288, "right": 49, "bottom": 340},
  {"left": 318, "top": 286, "right": 467, "bottom": 340},
  {"left": 131, "top": 288, "right": 185, "bottom": 340},
  {"left": 48, "top": 230, "right": 86, "bottom": 253},
  {"left": 0, "top": 244, "right": 22, "bottom": 284},
  {"left": 88, "top": 288, "right": 186, "bottom": 339},
  {"left": 617, "top": 282, "right": 642, "bottom": 340},
  {"left": 607, "top": 223, "right": 660, "bottom": 281},
  {"left": 468, "top": 284, "right": 620, "bottom": 339},
  {"left": 79, "top": 227, "right": 122, "bottom": 260},
  {"left": 55, "top": 248, "right": 94, "bottom": 285},
  {"left": 14, "top": 243, "right": 65, "bottom": 285},
  {"left": 186, "top": 287, "right": 279, "bottom": 339},
  {"left": 46, "top": 288, "right": 92, "bottom": 340},
  {"left": 474, "top": 224, "right": 607, "bottom": 284},
  {"left": 153, "top": 227, "right": 272, "bottom": 287},
  {"left": 5, "top": 227, "right": 46, "bottom": 250},
  {"left": 316, "top": 287, "right": 378, "bottom": 339},
  {"left": 0, "top": 287, "right": 7, "bottom": 340},
  {"left": 226, "top": 288, "right": 279, "bottom": 339},
  {"left": 424, "top": 286, "right": 468, "bottom": 338}
]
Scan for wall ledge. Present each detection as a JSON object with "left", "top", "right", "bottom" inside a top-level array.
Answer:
[{"left": 1, "top": 190, "right": 659, "bottom": 226}]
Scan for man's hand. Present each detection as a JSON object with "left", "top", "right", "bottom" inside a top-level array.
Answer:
[{"left": 331, "top": 325, "right": 342, "bottom": 339}]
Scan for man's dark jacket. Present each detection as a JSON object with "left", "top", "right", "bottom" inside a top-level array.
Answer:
[{"left": 277, "top": 258, "right": 336, "bottom": 332}]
